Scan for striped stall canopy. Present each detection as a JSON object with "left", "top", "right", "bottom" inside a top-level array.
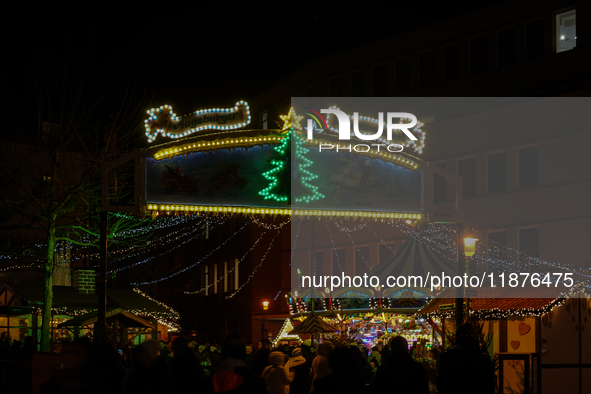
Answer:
[
  {"left": 372, "top": 235, "right": 457, "bottom": 297},
  {"left": 289, "top": 313, "right": 336, "bottom": 334}
]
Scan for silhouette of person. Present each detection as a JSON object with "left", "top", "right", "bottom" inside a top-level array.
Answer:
[
  {"left": 437, "top": 323, "right": 494, "bottom": 394},
  {"left": 371, "top": 336, "right": 428, "bottom": 394}
]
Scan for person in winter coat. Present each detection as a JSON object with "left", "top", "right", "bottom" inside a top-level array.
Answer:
[
  {"left": 310, "top": 341, "right": 333, "bottom": 391},
  {"left": 261, "top": 351, "right": 292, "bottom": 394},
  {"left": 208, "top": 335, "right": 266, "bottom": 394},
  {"left": 371, "top": 336, "right": 428, "bottom": 394},
  {"left": 283, "top": 348, "right": 311, "bottom": 394}
]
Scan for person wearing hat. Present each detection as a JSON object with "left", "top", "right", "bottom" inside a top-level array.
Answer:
[
  {"left": 310, "top": 341, "right": 333, "bottom": 391},
  {"left": 284, "top": 348, "right": 311, "bottom": 394},
  {"left": 261, "top": 351, "right": 292, "bottom": 394}
]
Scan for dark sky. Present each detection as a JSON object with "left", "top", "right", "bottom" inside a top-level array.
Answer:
[{"left": 3, "top": 2, "right": 502, "bottom": 132}]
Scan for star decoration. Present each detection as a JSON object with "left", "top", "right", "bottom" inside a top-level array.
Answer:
[{"left": 280, "top": 107, "right": 304, "bottom": 131}]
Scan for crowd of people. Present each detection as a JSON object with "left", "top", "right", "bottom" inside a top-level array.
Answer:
[{"left": 1, "top": 322, "right": 494, "bottom": 394}]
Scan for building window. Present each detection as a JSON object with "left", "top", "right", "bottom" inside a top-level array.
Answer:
[
  {"left": 487, "top": 152, "right": 506, "bottom": 194},
  {"left": 498, "top": 28, "right": 516, "bottom": 68},
  {"left": 351, "top": 70, "right": 365, "bottom": 97},
  {"left": 214, "top": 264, "right": 218, "bottom": 294},
  {"left": 330, "top": 76, "right": 343, "bottom": 97},
  {"left": 419, "top": 51, "right": 435, "bottom": 87},
  {"left": 223, "top": 261, "right": 228, "bottom": 293},
  {"left": 556, "top": 10, "right": 576, "bottom": 53},
  {"left": 470, "top": 36, "right": 487, "bottom": 74},
  {"left": 434, "top": 162, "right": 447, "bottom": 203},
  {"left": 458, "top": 158, "right": 476, "bottom": 197},
  {"left": 444, "top": 43, "right": 462, "bottom": 80},
  {"left": 332, "top": 249, "right": 345, "bottom": 275},
  {"left": 261, "top": 112, "right": 268, "bottom": 129},
  {"left": 396, "top": 58, "right": 411, "bottom": 92},
  {"left": 234, "top": 259, "right": 239, "bottom": 290},
  {"left": 526, "top": 20, "right": 545, "bottom": 60},
  {"left": 518, "top": 146, "right": 538, "bottom": 189},
  {"left": 372, "top": 64, "right": 387, "bottom": 97},
  {"left": 204, "top": 265, "right": 209, "bottom": 296}
]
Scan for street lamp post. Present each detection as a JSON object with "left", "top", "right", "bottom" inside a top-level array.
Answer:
[
  {"left": 455, "top": 224, "right": 479, "bottom": 336},
  {"left": 262, "top": 301, "right": 269, "bottom": 340}
]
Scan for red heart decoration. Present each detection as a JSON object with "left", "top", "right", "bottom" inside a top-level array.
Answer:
[
  {"left": 518, "top": 322, "right": 531, "bottom": 336},
  {"left": 510, "top": 340, "right": 520, "bottom": 350}
]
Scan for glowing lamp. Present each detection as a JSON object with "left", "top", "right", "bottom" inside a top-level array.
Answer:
[
  {"left": 262, "top": 301, "right": 269, "bottom": 311},
  {"left": 464, "top": 237, "right": 479, "bottom": 258}
]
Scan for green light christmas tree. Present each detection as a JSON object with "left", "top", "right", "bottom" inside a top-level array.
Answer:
[{"left": 259, "top": 108, "right": 325, "bottom": 204}]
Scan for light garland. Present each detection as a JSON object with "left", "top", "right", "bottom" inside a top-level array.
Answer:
[
  {"left": 153, "top": 134, "right": 282, "bottom": 160},
  {"left": 184, "top": 229, "right": 269, "bottom": 295},
  {"left": 131, "top": 220, "right": 252, "bottom": 286},
  {"left": 145, "top": 204, "right": 422, "bottom": 221},
  {"left": 145, "top": 101, "right": 251, "bottom": 143},
  {"left": 272, "top": 318, "right": 302, "bottom": 347},
  {"left": 225, "top": 230, "right": 282, "bottom": 299}
]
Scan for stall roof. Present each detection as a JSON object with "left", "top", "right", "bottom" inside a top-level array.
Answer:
[
  {"left": 57, "top": 308, "right": 155, "bottom": 329},
  {"left": 417, "top": 287, "right": 563, "bottom": 319}
]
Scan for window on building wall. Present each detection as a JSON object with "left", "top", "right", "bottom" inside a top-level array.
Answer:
[
  {"left": 224, "top": 261, "right": 228, "bottom": 293},
  {"left": 444, "top": 43, "right": 462, "bottom": 80},
  {"left": 419, "top": 51, "right": 435, "bottom": 87},
  {"left": 520, "top": 228, "right": 539, "bottom": 271},
  {"left": 556, "top": 10, "right": 576, "bottom": 52},
  {"left": 330, "top": 76, "right": 343, "bottom": 97},
  {"left": 498, "top": 28, "right": 516, "bottom": 67},
  {"left": 372, "top": 64, "right": 387, "bottom": 97},
  {"left": 458, "top": 158, "right": 476, "bottom": 197},
  {"left": 396, "top": 58, "right": 411, "bottom": 92},
  {"left": 487, "top": 152, "right": 506, "bottom": 194},
  {"left": 261, "top": 112, "right": 268, "bottom": 129},
  {"left": 214, "top": 264, "right": 218, "bottom": 294},
  {"left": 518, "top": 146, "right": 538, "bottom": 189},
  {"left": 470, "top": 36, "right": 487, "bottom": 73},
  {"left": 434, "top": 162, "right": 448, "bottom": 203},
  {"left": 351, "top": 70, "right": 365, "bottom": 97},
  {"left": 204, "top": 265, "right": 209, "bottom": 296},
  {"left": 234, "top": 259, "right": 239, "bottom": 290},
  {"left": 313, "top": 251, "right": 323, "bottom": 277},
  {"left": 526, "top": 20, "right": 545, "bottom": 60},
  {"left": 355, "top": 247, "right": 369, "bottom": 276},
  {"left": 332, "top": 249, "right": 345, "bottom": 275}
]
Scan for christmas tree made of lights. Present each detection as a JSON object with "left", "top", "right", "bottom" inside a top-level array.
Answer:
[{"left": 259, "top": 108, "right": 325, "bottom": 204}]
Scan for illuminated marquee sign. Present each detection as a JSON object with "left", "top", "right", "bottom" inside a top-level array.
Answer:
[{"left": 144, "top": 101, "right": 251, "bottom": 143}]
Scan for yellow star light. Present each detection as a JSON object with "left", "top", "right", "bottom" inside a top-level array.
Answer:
[{"left": 279, "top": 107, "right": 304, "bottom": 131}]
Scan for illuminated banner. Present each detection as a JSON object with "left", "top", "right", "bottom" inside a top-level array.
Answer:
[{"left": 144, "top": 101, "right": 251, "bottom": 143}]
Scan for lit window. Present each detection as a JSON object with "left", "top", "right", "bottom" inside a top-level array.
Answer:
[
  {"left": 224, "top": 261, "right": 228, "bottom": 293},
  {"left": 214, "top": 264, "right": 218, "bottom": 294},
  {"left": 204, "top": 265, "right": 209, "bottom": 296},
  {"left": 261, "top": 112, "right": 268, "bottom": 129},
  {"left": 234, "top": 259, "right": 239, "bottom": 290},
  {"left": 556, "top": 10, "right": 576, "bottom": 52}
]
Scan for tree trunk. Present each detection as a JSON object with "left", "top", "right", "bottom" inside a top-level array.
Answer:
[{"left": 40, "top": 218, "right": 56, "bottom": 352}]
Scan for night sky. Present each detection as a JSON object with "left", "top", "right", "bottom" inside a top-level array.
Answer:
[{"left": 2, "top": 2, "right": 502, "bottom": 139}]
